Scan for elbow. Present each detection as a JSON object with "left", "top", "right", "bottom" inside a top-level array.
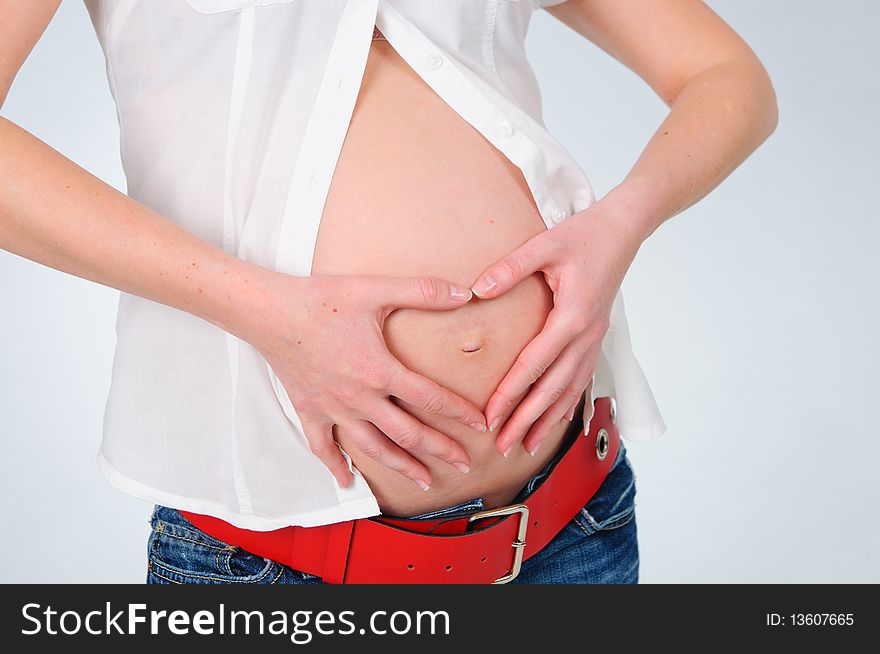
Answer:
[
  {"left": 751, "top": 66, "right": 780, "bottom": 150},
  {"left": 672, "top": 57, "right": 781, "bottom": 140},
  {"left": 737, "top": 52, "right": 780, "bottom": 141},
  {"left": 748, "top": 54, "right": 779, "bottom": 140},
  {"left": 763, "top": 71, "right": 780, "bottom": 139}
]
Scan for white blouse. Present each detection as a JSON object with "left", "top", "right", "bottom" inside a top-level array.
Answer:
[{"left": 82, "top": 0, "right": 667, "bottom": 530}]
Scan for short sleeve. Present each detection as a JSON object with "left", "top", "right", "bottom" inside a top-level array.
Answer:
[{"left": 535, "top": 0, "right": 569, "bottom": 8}]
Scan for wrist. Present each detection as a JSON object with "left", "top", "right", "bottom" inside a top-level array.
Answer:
[
  {"left": 594, "top": 175, "right": 671, "bottom": 247},
  {"left": 201, "top": 256, "right": 306, "bottom": 350}
]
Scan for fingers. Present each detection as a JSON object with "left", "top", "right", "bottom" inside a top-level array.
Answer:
[
  {"left": 337, "top": 418, "right": 434, "bottom": 491},
  {"left": 380, "top": 275, "right": 474, "bottom": 311},
  {"left": 386, "top": 361, "right": 487, "bottom": 432},
  {"left": 470, "top": 233, "right": 555, "bottom": 299},
  {"left": 494, "top": 340, "right": 585, "bottom": 457},
  {"left": 484, "top": 308, "right": 579, "bottom": 432},
  {"left": 300, "top": 417, "right": 354, "bottom": 488},
  {"left": 522, "top": 384, "right": 585, "bottom": 457},
  {"left": 371, "top": 398, "right": 472, "bottom": 476},
  {"left": 563, "top": 372, "right": 594, "bottom": 422},
  {"left": 483, "top": 385, "right": 530, "bottom": 441},
  {"left": 520, "top": 353, "right": 598, "bottom": 456}
]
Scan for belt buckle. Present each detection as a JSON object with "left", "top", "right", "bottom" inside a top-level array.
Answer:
[{"left": 467, "top": 503, "right": 529, "bottom": 584}]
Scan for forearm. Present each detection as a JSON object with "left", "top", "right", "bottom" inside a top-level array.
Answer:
[
  {"left": 599, "top": 59, "right": 779, "bottom": 245},
  {"left": 0, "top": 115, "right": 285, "bottom": 344}
]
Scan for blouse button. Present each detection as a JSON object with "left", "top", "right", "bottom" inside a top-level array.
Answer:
[
  {"left": 496, "top": 122, "right": 514, "bottom": 139},
  {"left": 425, "top": 53, "right": 443, "bottom": 69},
  {"left": 551, "top": 208, "right": 567, "bottom": 224}
]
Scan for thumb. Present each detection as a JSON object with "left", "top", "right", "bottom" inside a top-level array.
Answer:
[
  {"left": 470, "top": 239, "right": 547, "bottom": 300},
  {"left": 382, "top": 276, "right": 474, "bottom": 311}
]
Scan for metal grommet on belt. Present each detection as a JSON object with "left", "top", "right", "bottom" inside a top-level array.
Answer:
[
  {"left": 609, "top": 397, "right": 617, "bottom": 424},
  {"left": 596, "top": 428, "right": 609, "bottom": 461}
]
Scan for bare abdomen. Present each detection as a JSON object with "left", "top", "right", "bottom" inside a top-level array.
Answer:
[{"left": 310, "top": 37, "right": 575, "bottom": 517}]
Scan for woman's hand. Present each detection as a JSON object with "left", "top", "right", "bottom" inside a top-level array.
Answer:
[
  {"left": 469, "top": 197, "right": 645, "bottom": 457},
  {"left": 248, "top": 271, "right": 487, "bottom": 490}
]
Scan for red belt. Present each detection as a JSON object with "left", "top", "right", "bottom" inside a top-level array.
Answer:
[{"left": 180, "top": 396, "right": 620, "bottom": 584}]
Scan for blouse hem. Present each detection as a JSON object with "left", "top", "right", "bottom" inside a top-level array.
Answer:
[
  {"left": 618, "top": 416, "right": 668, "bottom": 443},
  {"left": 96, "top": 450, "right": 383, "bottom": 531},
  {"left": 96, "top": 410, "right": 667, "bottom": 530}
]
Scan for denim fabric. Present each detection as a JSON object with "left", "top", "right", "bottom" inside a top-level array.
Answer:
[{"left": 146, "top": 429, "right": 638, "bottom": 585}]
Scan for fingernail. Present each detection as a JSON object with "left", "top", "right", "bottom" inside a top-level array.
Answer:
[
  {"left": 453, "top": 462, "right": 470, "bottom": 474},
  {"left": 414, "top": 479, "right": 430, "bottom": 491},
  {"left": 488, "top": 416, "right": 501, "bottom": 433},
  {"left": 528, "top": 442, "right": 542, "bottom": 457},
  {"left": 471, "top": 275, "right": 497, "bottom": 297},
  {"left": 502, "top": 444, "right": 514, "bottom": 458},
  {"left": 449, "top": 284, "right": 473, "bottom": 302},
  {"left": 470, "top": 421, "right": 487, "bottom": 433}
]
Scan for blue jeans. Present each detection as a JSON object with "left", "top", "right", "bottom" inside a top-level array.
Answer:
[{"left": 146, "top": 432, "right": 638, "bottom": 584}]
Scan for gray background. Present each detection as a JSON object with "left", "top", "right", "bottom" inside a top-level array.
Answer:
[{"left": 1, "top": 1, "right": 877, "bottom": 583}]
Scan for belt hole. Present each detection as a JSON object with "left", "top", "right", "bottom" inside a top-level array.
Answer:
[
  {"left": 480, "top": 556, "right": 487, "bottom": 563},
  {"left": 407, "top": 563, "right": 415, "bottom": 570},
  {"left": 445, "top": 565, "right": 453, "bottom": 572},
  {"left": 532, "top": 520, "right": 538, "bottom": 527}
]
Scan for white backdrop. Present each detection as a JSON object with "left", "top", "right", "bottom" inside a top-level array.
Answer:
[{"left": 1, "top": 1, "right": 877, "bottom": 583}]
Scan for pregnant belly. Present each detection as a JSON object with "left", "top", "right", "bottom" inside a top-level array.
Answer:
[{"left": 310, "top": 36, "right": 580, "bottom": 517}]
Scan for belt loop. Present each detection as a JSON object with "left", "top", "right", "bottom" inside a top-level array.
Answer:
[{"left": 321, "top": 520, "right": 355, "bottom": 583}]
